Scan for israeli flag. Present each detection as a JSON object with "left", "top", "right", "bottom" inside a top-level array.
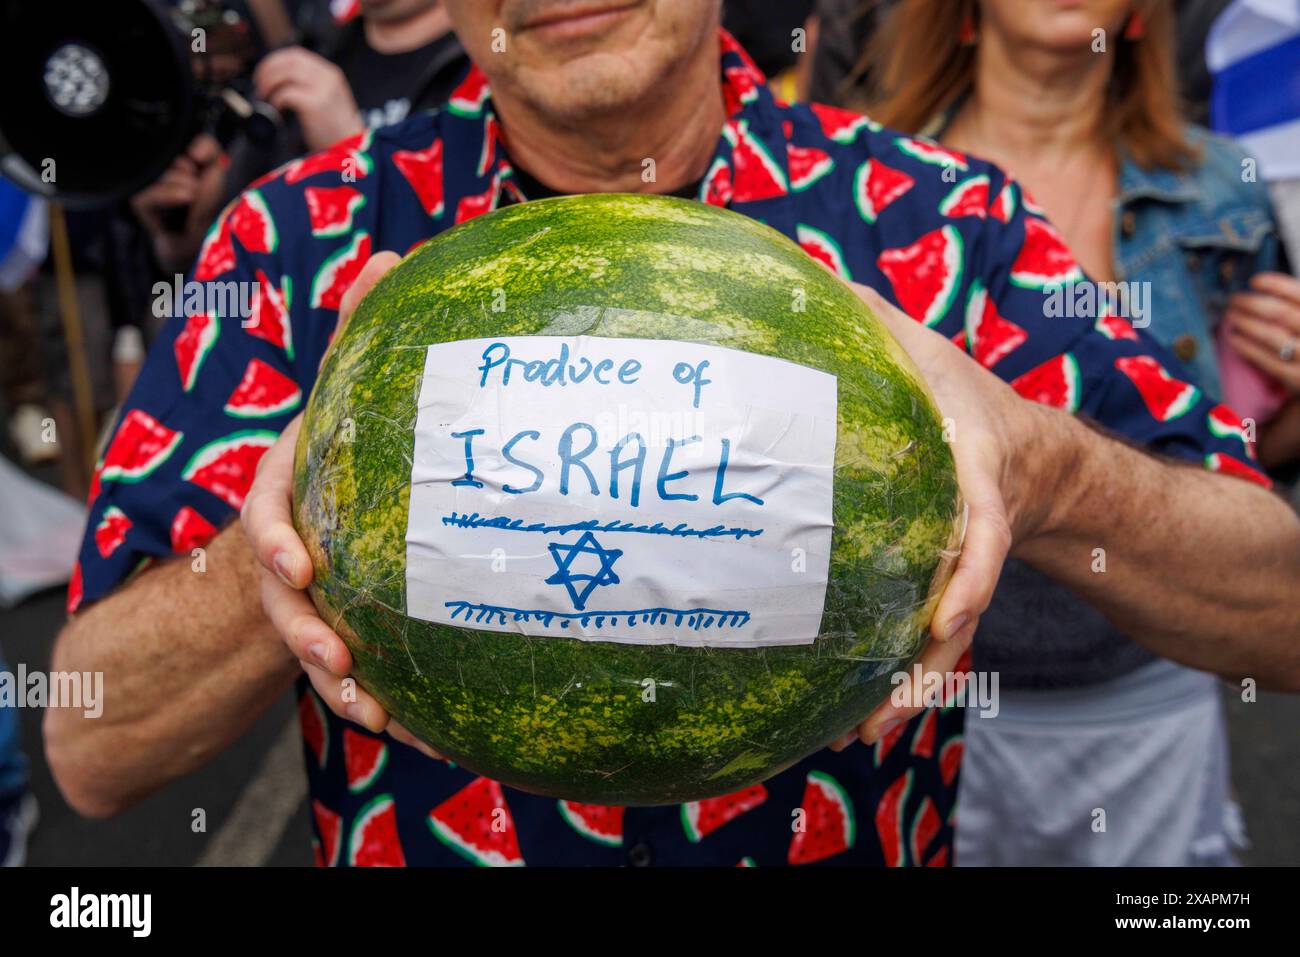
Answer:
[{"left": 1207, "top": 0, "right": 1300, "bottom": 180}]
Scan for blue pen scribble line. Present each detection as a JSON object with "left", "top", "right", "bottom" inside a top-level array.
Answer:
[
  {"left": 445, "top": 601, "right": 752, "bottom": 631},
  {"left": 441, "top": 511, "right": 764, "bottom": 541}
]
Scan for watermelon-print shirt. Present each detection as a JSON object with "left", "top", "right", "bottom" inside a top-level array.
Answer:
[{"left": 71, "top": 31, "right": 1268, "bottom": 867}]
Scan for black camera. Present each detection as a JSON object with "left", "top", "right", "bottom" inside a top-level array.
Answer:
[{"left": 0, "top": 0, "right": 292, "bottom": 208}]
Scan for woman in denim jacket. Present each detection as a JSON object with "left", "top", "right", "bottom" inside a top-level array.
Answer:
[{"left": 862, "top": 0, "right": 1300, "bottom": 864}]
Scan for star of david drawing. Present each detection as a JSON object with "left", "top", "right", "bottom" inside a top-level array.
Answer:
[{"left": 544, "top": 531, "right": 623, "bottom": 611}]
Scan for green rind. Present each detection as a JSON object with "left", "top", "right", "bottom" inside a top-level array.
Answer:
[{"left": 294, "top": 194, "right": 963, "bottom": 804}]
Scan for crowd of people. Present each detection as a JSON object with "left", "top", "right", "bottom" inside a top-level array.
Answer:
[{"left": 2, "top": 0, "right": 1299, "bottom": 868}]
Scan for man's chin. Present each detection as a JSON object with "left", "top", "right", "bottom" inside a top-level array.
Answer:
[{"left": 517, "top": 58, "right": 659, "bottom": 122}]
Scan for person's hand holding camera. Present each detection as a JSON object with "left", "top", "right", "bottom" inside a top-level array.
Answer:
[
  {"left": 254, "top": 47, "right": 366, "bottom": 153},
  {"left": 129, "top": 133, "right": 226, "bottom": 272}
]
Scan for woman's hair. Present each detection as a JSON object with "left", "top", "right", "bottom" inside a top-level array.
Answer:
[{"left": 857, "top": 0, "right": 1197, "bottom": 170}]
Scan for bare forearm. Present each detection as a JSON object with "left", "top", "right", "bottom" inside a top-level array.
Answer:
[
  {"left": 1012, "top": 406, "right": 1300, "bottom": 688},
  {"left": 45, "top": 525, "right": 299, "bottom": 817}
]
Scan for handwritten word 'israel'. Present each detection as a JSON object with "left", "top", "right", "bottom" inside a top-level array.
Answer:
[
  {"left": 476, "top": 341, "right": 713, "bottom": 408},
  {"left": 451, "top": 426, "right": 764, "bottom": 508}
]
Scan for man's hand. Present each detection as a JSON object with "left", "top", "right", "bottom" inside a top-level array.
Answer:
[
  {"left": 240, "top": 251, "right": 442, "bottom": 760},
  {"left": 829, "top": 281, "right": 1063, "bottom": 750},
  {"left": 254, "top": 47, "right": 365, "bottom": 153},
  {"left": 129, "top": 134, "right": 225, "bottom": 269}
]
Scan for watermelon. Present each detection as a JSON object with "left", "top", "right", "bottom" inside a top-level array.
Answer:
[
  {"left": 312, "top": 800, "right": 342, "bottom": 867},
  {"left": 299, "top": 689, "right": 328, "bottom": 770},
  {"left": 94, "top": 506, "right": 132, "bottom": 558},
  {"left": 938, "top": 736, "right": 963, "bottom": 787},
  {"left": 311, "top": 232, "right": 371, "bottom": 310},
  {"left": 247, "top": 271, "right": 294, "bottom": 360},
  {"left": 723, "top": 119, "right": 789, "bottom": 202},
  {"left": 909, "top": 797, "right": 941, "bottom": 866},
  {"left": 348, "top": 793, "right": 406, "bottom": 867},
  {"left": 1205, "top": 452, "right": 1271, "bottom": 488},
  {"left": 797, "top": 224, "right": 851, "bottom": 280},
  {"left": 170, "top": 505, "right": 217, "bottom": 553},
  {"left": 875, "top": 768, "right": 913, "bottom": 867},
  {"left": 392, "top": 138, "right": 445, "bottom": 218},
  {"left": 305, "top": 186, "right": 367, "bottom": 238},
  {"left": 964, "top": 281, "right": 1026, "bottom": 368},
  {"left": 787, "top": 771, "right": 855, "bottom": 865},
  {"left": 1011, "top": 354, "right": 1081, "bottom": 412},
  {"left": 100, "top": 409, "right": 183, "bottom": 484},
  {"left": 853, "top": 158, "right": 915, "bottom": 225},
  {"left": 294, "top": 194, "right": 963, "bottom": 804},
  {"left": 1010, "top": 217, "right": 1084, "bottom": 289},
  {"left": 939, "top": 175, "right": 989, "bottom": 219},
  {"left": 1114, "top": 355, "right": 1200, "bottom": 423},
  {"left": 557, "top": 801, "right": 624, "bottom": 847},
  {"left": 682, "top": 783, "right": 768, "bottom": 843},
  {"left": 428, "top": 777, "right": 525, "bottom": 866},
  {"left": 182, "top": 430, "right": 277, "bottom": 510},
  {"left": 877, "top": 225, "right": 964, "bottom": 328},
  {"left": 787, "top": 144, "right": 834, "bottom": 191},
  {"left": 810, "top": 102, "right": 877, "bottom": 143},
  {"left": 224, "top": 358, "right": 302, "bottom": 418},
  {"left": 344, "top": 728, "right": 389, "bottom": 793},
  {"left": 174, "top": 312, "right": 219, "bottom": 392},
  {"left": 896, "top": 137, "right": 968, "bottom": 172},
  {"left": 988, "top": 182, "right": 1017, "bottom": 223}
]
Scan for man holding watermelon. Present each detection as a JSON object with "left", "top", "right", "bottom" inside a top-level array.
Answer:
[{"left": 48, "top": 0, "right": 1300, "bottom": 867}]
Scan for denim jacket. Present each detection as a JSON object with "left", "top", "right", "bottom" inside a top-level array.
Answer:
[
  {"left": 981, "top": 126, "right": 1283, "bottom": 690},
  {"left": 1114, "top": 125, "right": 1280, "bottom": 401}
]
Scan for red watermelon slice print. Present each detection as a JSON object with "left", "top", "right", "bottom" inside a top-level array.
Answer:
[
  {"left": 392, "top": 138, "right": 445, "bottom": 218},
  {"left": 428, "top": 776, "right": 524, "bottom": 867},
  {"left": 181, "top": 430, "right": 277, "bottom": 510},
  {"left": 810, "top": 102, "right": 876, "bottom": 143},
  {"left": 313, "top": 800, "right": 342, "bottom": 867},
  {"left": 447, "top": 66, "right": 490, "bottom": 118},
  {"left": 873, "top": 718, "right": 910, "bottom": 766},
  {"left": 311, "top": 232, "right": 371, "bottom": 311},
  {"left": 798, "top": 224, "right": 851, "bottom": 280},
  {"left": 988, "top": 181, "right": 1017, "bottom": 223},
  {"left": 964, "top": 281, "right": 1026, "bottom": 368},
  {"left": 298, "top": 688, "right": 328, "bottom": 770},
  {"left": 940, "top": 174, "right": 990, "bottom": 219},
  {"left": 1011, "top": 354, "right": 1081, "bottom": 411},
  {"left": 349, "top": 794, "right": 406, "bottom": 867},
  {"left": 1207, "top": 404, "right": 1256, "bottom": 458},
  {"left": 939, "top": 736, "right": 963, "bottom": 788},
  {"left": 699, "top": 157, "right": 734, "bottom": 207},
  {"left": 875, "top": 768, "right": 913, "bottom": 867},
  {"left": 169, "top": 505, "right": 217, "bottom": 553},
  {"left": 305, "top": 185, "right": 367, "bottom": 238},
  {"left": 788, "top": 771, "right": 855, "bottom": 865},
  {"left": 224, "top": 358, "right": 302, "bottom": 419},
  {"left": 854, "top": 158, "right": 915, "bottom": 224},
  {"left": 66, "top": 562, "right": 83, "bottom": 614},
  {"left": 455, "top": 173, "right": 502, "bottom": 224},
  {"left": 877, "top": 225, "right": 964, "bottom": 327},
  {"left": 246, "top": 271, "right": 294, "bottom": 360},
  {"left": 896, "top": 136, "right": 968, "bottom": 172},
  {"left": 1094, "top": 310, "right": 1140, "bottom": 341},
  {"left": 174, "top": 312, "right": 219, "bottom": 392},
  {"left": 682, "top": 783, "right": 768, "bottom": 843},
  {"left": 1114, "top": 355, "right": 1200, "bottom": 422},
  {"left": 94, "top": 506, "right": 132, "bottom": 558},
  {"left": 787, "top": 143, "right": 834, "bottom": 191},
  {"left": 344, "top": 728, "right": 389, "bottom": 794},
  {"left": 909, "top": 797, "right": 942, "bottom": 866},
  {"left": 557, "top": 801, "right": 624, "bottom": 847},
  {"left": 1011, "top": 217, "right": 1085, "bottom": 289},
  {"left": 1205, "top": 452, "right": 1271, "bottom": 488},
  {"left": 100, "top": 409, "right": 183, "bottom": 484},
  {"left": 284, "top": 131, "right": 373, "bottom": 185},
  {"left": 723, "top": 119, "right": 789, "bottom": 202},
  {"left": 910, "top": 708, "right": 937, "bottom": 759}
]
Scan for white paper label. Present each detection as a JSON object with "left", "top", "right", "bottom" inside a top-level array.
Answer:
[{"left": 405, "top": 336, "right": 837, "bottom": 648}]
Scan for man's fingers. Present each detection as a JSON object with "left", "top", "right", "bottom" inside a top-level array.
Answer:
[
  {"left": 338, "top": 252, "right": 402, "bottom": 328},
  {"left": 385, "top": 721, "right": 447, "bottom": 761},
  {"left": 303, "top": 662, "right": 388, "bottom": 732},
  {"left": 240, "top": 417, "right": 311, "bottom": 587},
  {"left": 932, "top": 477, "right": 1009, "bottom": 642},
  {"left": 259, "top": 568, "right": 352, "bottom": 676},
  {"left": 855, "top": 627, "right": 976, "bottom": 744}
]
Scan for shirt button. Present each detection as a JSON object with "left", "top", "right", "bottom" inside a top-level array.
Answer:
[
  {"left": 1173, "top": 333, "right": 1198, "bottom": 362},
  {"left": 1185, "top": 252, "right": 1201, "bottom": 273},
  {"left": 1219, "top": 258, "right": 1236, "bottom": 284},
  {"left": 627, "top": 842, "right": 655, "bottom": 867},
  {"left": 1120, "top": 211, "right": 1138, "bottom": 237}
]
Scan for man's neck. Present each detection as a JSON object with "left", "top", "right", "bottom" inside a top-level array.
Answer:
[
  {"left": 363, "top": 5, "right": 451, "bottom": 55},
  {"left": 951, "top": 30, "right": 1112, "bottom": 167},
  {"left": 491, "top": 43, "right": 726, "bottom": 195}
]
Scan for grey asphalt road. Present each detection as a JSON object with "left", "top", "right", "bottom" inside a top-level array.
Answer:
[{"left": 4, "top": 586, "right": 1297, "bottom": 866}]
